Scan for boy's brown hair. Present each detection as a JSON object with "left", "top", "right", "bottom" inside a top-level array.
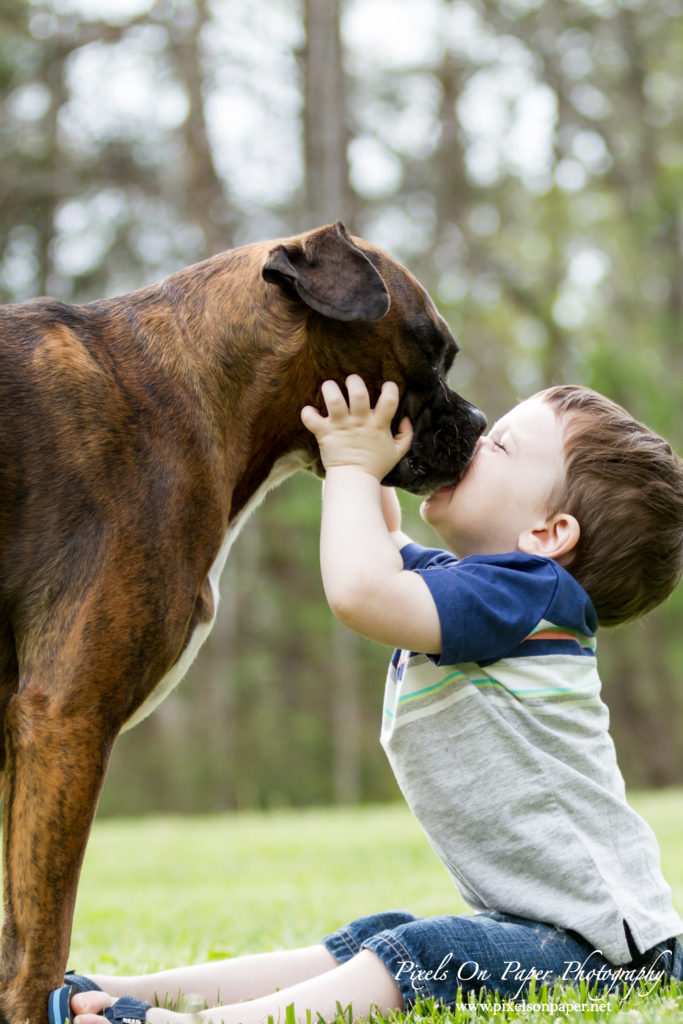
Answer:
[{"left": 542, "top": 385, "right": 683, "bottom": 627}]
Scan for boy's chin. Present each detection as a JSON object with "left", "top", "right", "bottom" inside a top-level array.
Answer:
[
  {"left": 420, "top": 493, "right": 461, "bottom": 552},
  {"left": 420, "top": 486, "right": 454, "bottom": 518},
  {"left": 420, "top": 496, "right": 446, "bottom": 531},
  {"left": 419, "top": 496, "right": 434, "bottom": 523}
]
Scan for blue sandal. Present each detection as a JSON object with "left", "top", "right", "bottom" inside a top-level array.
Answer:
[
  {"left": 48, "top": 987, "right": 78, "bottom": 1024},
  {"left": 102, "top": 995, "right": 152, "bottom": 1024},
  {"left": 48, "top": 974, "right": 151, "bottom": 1024},
  {"left": 64, "top": 974, "right": 102, "bottom": 993}
]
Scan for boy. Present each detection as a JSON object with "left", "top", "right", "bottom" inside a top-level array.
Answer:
[{"left": 55, "top": 377, "right": 683, "bottom": 1024}]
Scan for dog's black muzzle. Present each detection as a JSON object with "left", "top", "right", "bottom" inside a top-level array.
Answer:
[{"left": 383, "top": 387, "right": 487, "bottom": 495}]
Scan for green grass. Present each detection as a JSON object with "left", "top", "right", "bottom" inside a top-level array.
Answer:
[{"left": 67, "top": 793, "right": 683, "bottom": 1022}]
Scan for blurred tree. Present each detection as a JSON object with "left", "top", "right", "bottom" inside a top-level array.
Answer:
[
  {"left": 303, "top": 0, "right": 354, "bottom": 227},
  {"left": 166, "top": 0, "right": 236, "bottom": 254}
]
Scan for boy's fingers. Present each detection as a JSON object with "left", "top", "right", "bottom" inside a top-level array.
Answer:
[
  {"left": 394, "top": 415, "right": 414, "bottom": 458},
  {"left": 300, "top": 404, "right": 325, "bottom": 433},
  {"left": 375, "top": 380, "right": 400, "bottom": 421},
  {"left": 345, "top": 374, "right": 371, "bottom": 416},
  {"left": 303, "top": 380, "right": 407, "bottom": 462},
  {"left": 320, "top": 379, "right": 349, "bottom": 421}
]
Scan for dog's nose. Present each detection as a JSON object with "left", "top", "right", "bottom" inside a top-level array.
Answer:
[{"left": 470, "top": 406, "right": 487, "bottom": 435}]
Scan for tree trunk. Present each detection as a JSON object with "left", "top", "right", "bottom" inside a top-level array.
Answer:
[
  {"left": 303, "top": 0, "right": 353, "bottom": 227},
  {"left": 169, "top": 0, "right": 234, "bottom": 255}
]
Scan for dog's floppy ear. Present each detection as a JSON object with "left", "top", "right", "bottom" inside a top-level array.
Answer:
[{"left": 262, "top": 221, "right": 390, "bottom": 322}]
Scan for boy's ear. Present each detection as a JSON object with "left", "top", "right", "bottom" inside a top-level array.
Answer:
[{"left": 517, "top": 513, "right": 580, "bottom": 563}]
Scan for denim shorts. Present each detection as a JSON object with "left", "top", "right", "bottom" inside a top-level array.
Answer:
[{"left": 320, "top": 909, "right": 683, "bottom": 1009}]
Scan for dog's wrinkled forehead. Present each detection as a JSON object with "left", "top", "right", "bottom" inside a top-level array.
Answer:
[
  {"left": 391, "top": 295, "right": 459, "bottom": 397},
  {"left": 358, "top": 245, "right": 457, "bottom": 381}
]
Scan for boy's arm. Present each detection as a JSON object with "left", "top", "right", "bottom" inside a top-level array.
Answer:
[
  {"left": 301, "top": 376, "right": 442, "bottom": 653},
  {"left": 380, "top": 485, "right": 413, "bottom": 551}
]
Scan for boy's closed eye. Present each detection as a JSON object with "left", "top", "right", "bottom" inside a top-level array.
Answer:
[{"left": 488, "top": 431, "right": 509, "bottom": 453}]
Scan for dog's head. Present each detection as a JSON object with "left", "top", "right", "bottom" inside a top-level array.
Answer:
[{"left": 262, "top": 221, "right": 486, "bottom": 495}]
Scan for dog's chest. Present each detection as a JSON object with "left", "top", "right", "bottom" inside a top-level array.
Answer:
[{"left": 122, "top": 452, "right": 309, "bottom": 731}]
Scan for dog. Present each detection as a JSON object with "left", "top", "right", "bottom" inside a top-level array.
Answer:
[{"left": 0, "top": 221, "right": 485, "bottom": 1024}]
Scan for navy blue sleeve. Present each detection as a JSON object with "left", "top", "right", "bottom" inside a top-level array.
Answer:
[
  {"left": 410, "top": 553, "right": 566, "bottom": 666},
  {"left": 400, "top": 541, "right": 459, "bottom": 571}
]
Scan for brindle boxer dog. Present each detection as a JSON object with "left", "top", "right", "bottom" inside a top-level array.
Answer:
[{"left": 0, "top": 221, "right": 485, "bottom": 1024}]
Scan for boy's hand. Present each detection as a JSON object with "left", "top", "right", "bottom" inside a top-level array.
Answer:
[{"left": 301, "top": 375, "right": 413, "bottom": 481}]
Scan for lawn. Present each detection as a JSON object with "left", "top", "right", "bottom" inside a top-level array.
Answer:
[{"left": 66, "top": 792, "right": 683, "bottom": 1023}]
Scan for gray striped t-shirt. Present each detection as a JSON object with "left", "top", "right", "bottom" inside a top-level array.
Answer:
[{"left": 381, "top": 544, "right": 682, "bottom": 964}]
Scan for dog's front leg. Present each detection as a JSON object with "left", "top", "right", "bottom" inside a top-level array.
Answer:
[{"left": 0, "top": 682, "right": 118, "bottom": 1024}]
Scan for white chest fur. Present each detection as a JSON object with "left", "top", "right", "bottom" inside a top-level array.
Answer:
[{"left": 122, "top": 452, "right": 310, "bottom": 731}]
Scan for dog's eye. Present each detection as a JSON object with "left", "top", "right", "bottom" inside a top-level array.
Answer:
[
  {"left": 406, "top": 317, "right": 449, "bottom": 362},
  {"left": 442, "top": 340, "right": 457, "bottom": 374}
]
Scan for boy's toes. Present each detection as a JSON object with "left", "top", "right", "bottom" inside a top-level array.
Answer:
[
  {"left": 71, "top": 991, "right": 116, "bottom": 1017},
  {"left": 74, "top": 1014, "right": 115, "bottom": 1024}
]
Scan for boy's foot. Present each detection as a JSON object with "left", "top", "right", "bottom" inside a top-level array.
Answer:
[
  {"left": 48, "top": 987, "right": 152, "bottom": 1024},
  {"left": 76, "top": 990, "right": 151, "bottom": 1024}
]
